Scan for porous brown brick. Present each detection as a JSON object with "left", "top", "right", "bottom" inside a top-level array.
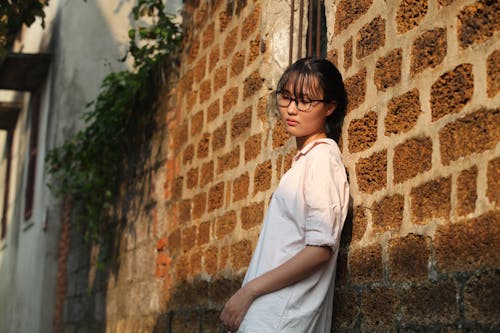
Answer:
[
  {"left": 179, "top": 199, "right": 192, "bottom": 224},
  {"left": 396, "top": 0, "right": 428, "bottom": 34},
  {"left": 411, "top": 177, "right": 451, "bottom": 224},
  {"left": 219, "top": 245, "right": 230, "bottom": 271},
  {"left": 217, "top": 146, "right": 240, "bottom": 174},
  {"left": 371, "top": 194, "right": 404, "bottom": 232},
  {"left": 348, "top": 110, "right": 377, "bottom": 153},
  {"left": 223, "top": 28, "right": 238, "bottom": 58},
  {"left": 388, "top": 234, "right": 429, "bottom": 282},
  {"left": 203, "top": 246, "right": 218, "bottom": 275},
  {"left": 284, "top": 150, "right": 294, "bottom": 172},
  {"left": 272, "top": 120, "right": 290, "bottom": 149},
  {"left": 385, "top": 89, "right": 422, "bottom": 136},
  {"left": 171, "top": 310, "right": 199, "bottom": 332},
  {"left": 343, "top": 37, "right": 353, "bottom": 71},
  {"left": 191, "top": 110, "right": 204, "bottom": 136},
  {"left": 487, "top": 157, "right": 500, "bottom": 205},
  {"left": 202, "top": 22, "right": 214, "bottom": 48},
  {"left": 241, "top": 201, "right": 264, "bottom": 229},
  {"left": 434, "top": 211, "right": 500, "bottom": 273},
  {"left": 215, "top": 210, "right": 236, "bottom": 239},
  {"left": 186, "top": 167, "right": 199, "bottom": 189},
  {"left": 241, "top": 3, "right": 260, "bottom": 41},
  {"left": 458, "top": 0, "right": 500, "bottom": 49},
  {"left": 173, "top": 121, "right": 188, "bottom": 154},
  {"left": 172, "top": 176, "right": 184, "bottom": 200},
  {"left": 231, "top": 51, "right": 245, "bottom": 77},
  {"left": 374, "top": 48, "right": 402, "bottom": 91},
  {"left": 212, "top": 122, "right": 227, "bottom": 152},
  {"left": 188, "top": 37, "right": 200, "bottom": 65},
  {"left": 257, "top": 95, "right": 268, "bottom": 123},
  {"left": 168, "top": 228, "right": 181, "bottom": 254},
  {"left": 430, "top": 64, "right": 473, "bottom": 121},
  {"left": 334, "top": 0, "right": 373, "bottom": 34},
  {"left": 411, "top": 28, "right": 447, "bottom": 75},
  {"left": 192, "top": 192, "right": 207, "bottom": 220},
  {"left": 199, "top": 79, "right": 212, "bottom": 103},
  {"left": 487, "top": 50, "right": 500, "bottom": 97},
  {"left": 399, "top": 280, "right": 458, "bottom": 324},
  {"left": 439, "top": 108, "right": 500, "bottom": 165},
  {"left": 231, "top": 107, "right": 252, "bottom": 139},
  {"left": 181, "top": 225, "right": 197, "bottom": 252},
  {"left": 208, "top": 181, "right": 224, "bottom": 212},
  {"left": 235, "top": 0, "right": 247, "bottom": 15},
  {"left": 183, "top": 144, "right": 195, "bottom": 165},
  {"left": 186, "top": 90, "right": 198, "bottom": 113},
  {"left": 233, "top": 173, "right": 249, "bottom": 202},
  {"left": 197, "top": 132, "right": 210, "bottom": 158},
  {"left": 207, "top": 99, "right": 220, "bottom": 123},
  {"left": 393, "top": 137, "right": 433, "bottom": 183},
  {"left": 230, "top": 239, "right": 253, "bottom": 270},
  {"left": 193, "top": 57, "right": 206, "bottom": 82},
  {"left": 360, "top": 287, "right": 397, "bottom": 330},
  {"left": 349, "top": 244, "right": 383, "bottom": 284},
  {"left": 244, "top": 134, "right": 261, "bottom": 162},
  {"left": 209, "top": 46, "right": 220, "bottom": 71},
  {"left": 243, "top": 70, "right": 264, "bottom": 100},
  {"left": 197, "top": 221, "right": 211, "bottom": 248},
  {"left": 456, "top": 166, "right": 478, "bottom": 216},
  {"left": 214, "top": 65, "right": 228, "bottom": 92},
  {"left": 352, "top": 206, "right": 368, "bottom": 242},
  {"left": 200, "top": 161, "right": 214, "bottom": 186},
  {"left": 219, "top": 2, "right": 232, "bottom": 33},
  {"left": 190, "top": 250, "right": 202, "bottom": 276},
  {"left": 332, "top": 289, "right": 360, "bottom": 331},
  {"left": 356, "top": 16, "right": 385, "bottom": 59},
  {"left": 344, "top": 69, "right": 367, "bottom": 113},
  {"left": 223, "top": 87, "right": 239, "bottom": 114},
  {"left": 463, "top": 269, "right": 500, "bottom": 324},
  {"left": 254, "top": 160, "right": 272, "bottom": 194},
  {"left": 355, "top": 150, "right": 387, "bottom": 194},
  {"left": 247, "top": 37, "right": 261, "bottom": 65}
]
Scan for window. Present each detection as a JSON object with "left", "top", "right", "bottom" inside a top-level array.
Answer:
[
  {"left": 289, "top": 0, "right": 327, "bottom": 64},
  {"left": 24, "top": 92, "right": 41, "bottom": 220}
]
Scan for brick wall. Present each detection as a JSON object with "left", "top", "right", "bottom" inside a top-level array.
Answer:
[{"left": 61, "top": 0, "right": 499, "bottom": 332}]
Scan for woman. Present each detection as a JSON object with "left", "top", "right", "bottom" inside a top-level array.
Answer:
[{"left": 220, "top": 57, "right": 350, "bottom": 332}]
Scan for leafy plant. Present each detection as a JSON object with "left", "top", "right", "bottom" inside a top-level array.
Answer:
[
  {"left": 0, "top": 0, "right": 49, "bottom": 56},
  {"left": 46, "top": 0, "right": 182, "bottom": 241}
]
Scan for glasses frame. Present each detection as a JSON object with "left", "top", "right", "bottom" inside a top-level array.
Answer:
[{"left": 275, "top": 90, "right": 329, "bottom": 112}]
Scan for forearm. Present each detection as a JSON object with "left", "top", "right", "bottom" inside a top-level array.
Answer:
[{"left": 244, "top": 245, "right": 332, "bottom": 298}]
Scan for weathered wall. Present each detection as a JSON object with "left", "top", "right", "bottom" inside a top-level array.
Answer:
[{"left": 61, "top": 0, "right": 499, "bottom": 332}]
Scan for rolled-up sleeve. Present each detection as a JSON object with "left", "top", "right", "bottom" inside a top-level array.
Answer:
[{"left": 303, "top": 147, "right": 349, "bottom": 249}]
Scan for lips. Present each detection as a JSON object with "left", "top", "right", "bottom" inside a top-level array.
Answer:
[{"left": 286, "top": 119, "right": 298, "bottom": 126}]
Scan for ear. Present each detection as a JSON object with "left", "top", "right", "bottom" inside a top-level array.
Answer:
[{"left": 325, "top": 102, "right": 336, "bottom": 117}]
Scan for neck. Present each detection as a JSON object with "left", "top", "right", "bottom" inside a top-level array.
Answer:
[{"left": 296, "top": 132, "right": 327, "bottom": 150}]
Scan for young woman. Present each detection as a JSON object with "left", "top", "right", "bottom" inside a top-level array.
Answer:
[{"left": 220, "top": 57, "right": 350, "bottom": 332}]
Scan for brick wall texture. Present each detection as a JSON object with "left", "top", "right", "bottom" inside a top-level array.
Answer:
[{"left": 62, "top": 0, "right": 499, "bottom": 332}]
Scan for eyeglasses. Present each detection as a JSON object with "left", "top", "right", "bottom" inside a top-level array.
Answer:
[{"left": 276, "top": 91, "right": 329, "bottom": 112}]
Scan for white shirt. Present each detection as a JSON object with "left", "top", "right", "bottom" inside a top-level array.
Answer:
[{"left": 238, "top": 138, "right": 350, "bottom": 333}]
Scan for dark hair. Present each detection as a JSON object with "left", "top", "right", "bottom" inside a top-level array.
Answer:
[{"left": 276, "top": 57, "right": 347, "bottom": 143}]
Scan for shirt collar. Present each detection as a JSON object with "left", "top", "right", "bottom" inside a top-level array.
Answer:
[{"left": 294, "top": 138, "right": 334, "bottom": 161}]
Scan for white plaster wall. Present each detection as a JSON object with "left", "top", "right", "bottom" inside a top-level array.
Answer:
[{"left": 0, "top": 0, "right": 167, "bottom": 331}]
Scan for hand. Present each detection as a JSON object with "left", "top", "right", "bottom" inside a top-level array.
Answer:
[{"left": 220, "top": 285, "right": 256, "bottom": 332}]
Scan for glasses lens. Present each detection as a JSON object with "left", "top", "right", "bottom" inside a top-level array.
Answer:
[
  {"left": 277, "top": 93, "right": 291, "bottom": 108},
  {"left": 297, "top": 100, "right": 312, "bottom": 111}
]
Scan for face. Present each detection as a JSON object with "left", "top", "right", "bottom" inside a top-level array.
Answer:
[{"left": 277, "top": 82, "right": 336, "bottom": 148}]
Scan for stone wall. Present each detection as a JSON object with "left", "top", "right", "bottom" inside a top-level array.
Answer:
[{"left": 61, "top": 0, "right": 499, "bottom": 332}]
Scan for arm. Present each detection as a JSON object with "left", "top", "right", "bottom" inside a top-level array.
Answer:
[{"left": 220, "top": 245, "right": 332, "bottom": 332}]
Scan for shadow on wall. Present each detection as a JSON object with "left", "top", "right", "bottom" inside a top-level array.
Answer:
[{"left": 51, "top": 0, "right": 169, "bottom": 332}]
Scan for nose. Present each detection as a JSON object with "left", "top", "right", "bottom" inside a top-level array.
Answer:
[{"left": 287, "top": 100, "right": 299, "bottom": 114}]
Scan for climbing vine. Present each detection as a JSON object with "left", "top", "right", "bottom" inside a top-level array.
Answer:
[
  {"left": 46, "top": 0, "right": 182, "bottom": 242},
  {"left": 0, "top": 0, "right": 49, "bottom": 56}
]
